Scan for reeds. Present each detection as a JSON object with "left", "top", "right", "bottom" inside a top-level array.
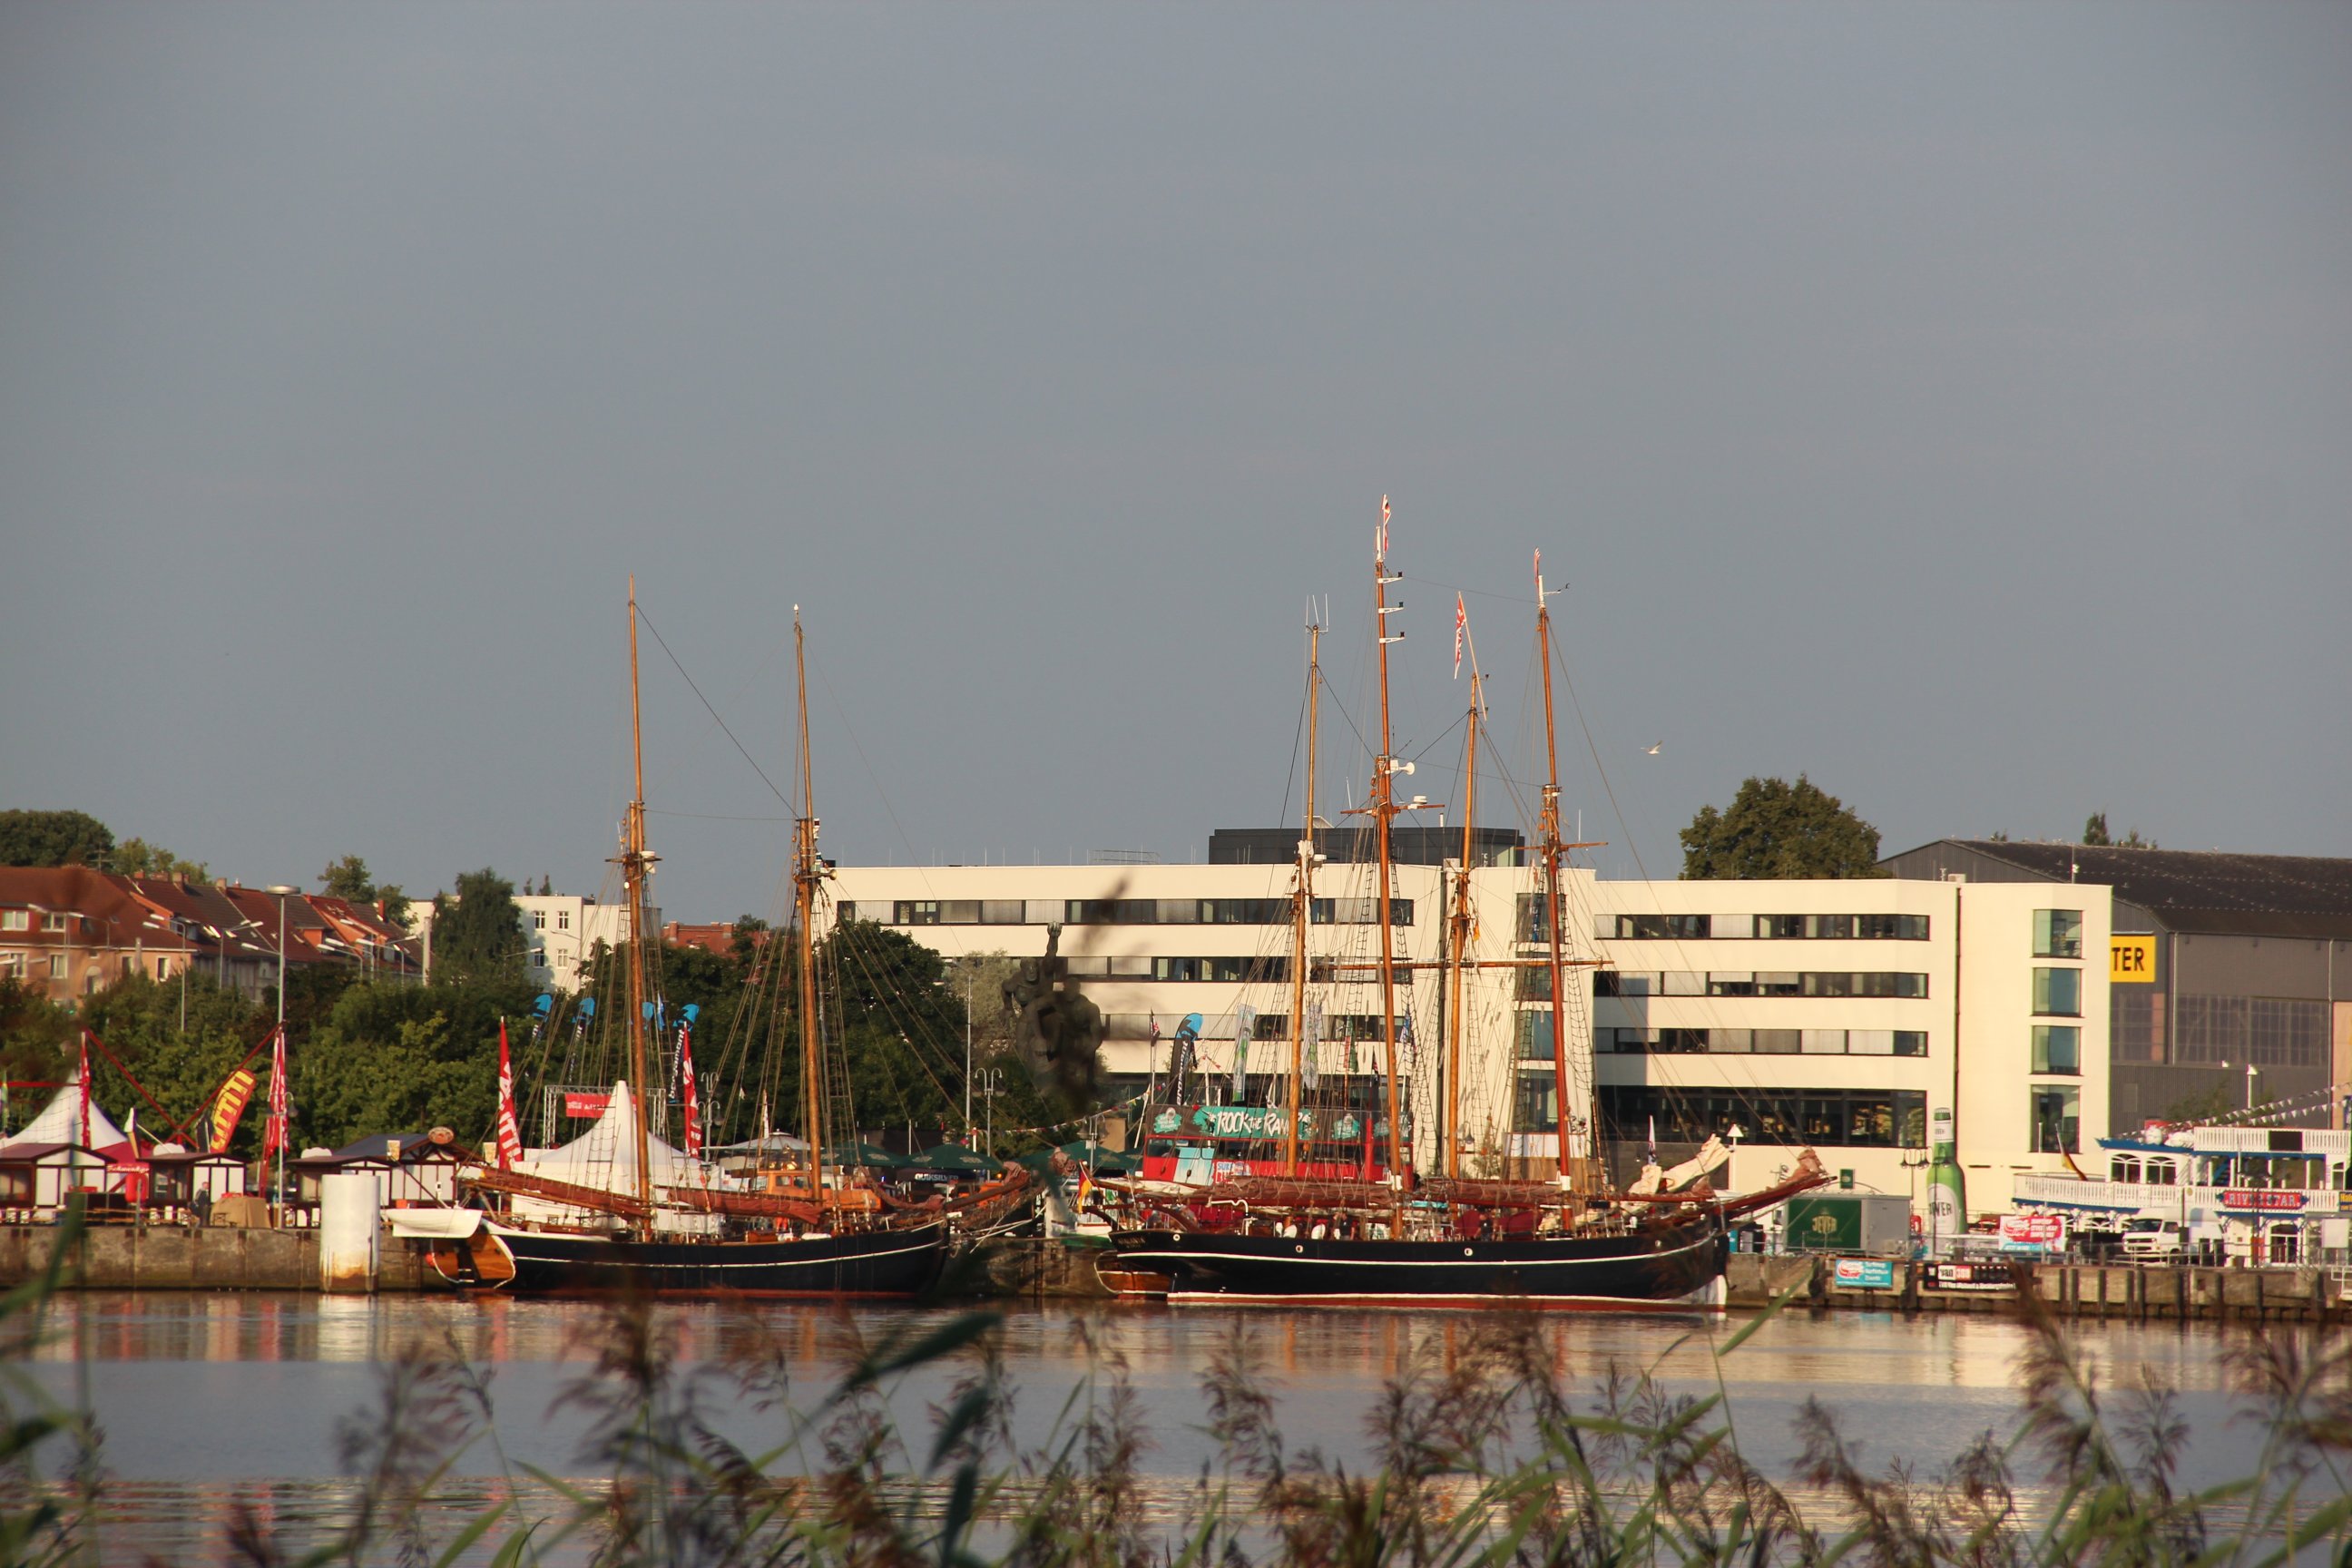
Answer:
[{"left": 3, "top": 1230, "right": 2348, "bottom": 1568}]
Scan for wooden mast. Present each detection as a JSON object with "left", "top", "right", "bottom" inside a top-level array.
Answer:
[
  {"left": 622, "top": 576, "right": 656, "bottom": 1220},
  {"left": 1534, "top": 560, "right": 1580, "bottom": 1186},
  {"left": 1371, "top": 503, "right": 1407, "bottom": 1206},
  {"left": 1445, "top": 671, "right": 1481, "bottom": 1181},
  {"left": 1282, "top": 622, "right": 1321, "bottom": 1175},
  {"left": 793, "top": 609, "right": 827, "bottom": 1204}
]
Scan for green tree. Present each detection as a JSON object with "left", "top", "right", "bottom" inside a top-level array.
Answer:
[
  {"left": 431, "top": 869, "right": 526, "bottom": 988},
  {"left": 2082, "top": 811, "right": 2156, "bottom": 849},
  {"left": 1679, "top": 775, "right": 1887, "bottom": 880},
  {"left": 77, "top": 974, "right": 268, "bottom": 1149},
  {"left": 320, "top": 853, "right": 409, "bottom": 932},
  {"left": 0, "top": 977, "right": 76, "bottom": 1134},
  {"left": 0, "top": 809, "right": 114, "bottom": 868},
  {"left": 110, "top": 838, "right": 211, "bottom": 882}
]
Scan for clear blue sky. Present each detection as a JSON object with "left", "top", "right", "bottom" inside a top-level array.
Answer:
[{"left": 4, "top": 4, "right": 2347, "bottom": 919}]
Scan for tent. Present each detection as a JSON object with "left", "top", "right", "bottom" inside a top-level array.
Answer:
[
  {"left": 512, "top": 1083, "right": 715, "bottom": 1219},
  {"left": 1, "top": 1073, "right": 126, "bottom": 1152},
  {"left": 840, "top": 1141, "right": 908, "bottom": 1170}
]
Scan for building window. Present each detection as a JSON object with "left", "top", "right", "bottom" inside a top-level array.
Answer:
[
  {"left": 48, "top": 955, "right": 67, "bottom": 979},
  {"left": 1598, "top": 1086, "right": 1926, "bottom": 1149},
  {"left": 2034, "top": 910, "right": 2082, "bottom": 959},
  {"left": 42, "top": 913, "right": 67, "bottom": 933},
  {"left": 2030, "top": 1086, "right": 2081, "bottom": 1153},
  {"left": 0, "top": 911, "right": 26, "bottom": 932},
  {"left": 0, "top": 953, "right": 22, "bottom": 978},
  {"left": 894, "top": 900, "right": 941, "bottom": 926},
  {"left": 531, "top": 947, "right": 546, "bottom": 968},
  {"left": 533, "top": 910, "right": 547, "bottom": 929},
  {"left": 2031, "top": 1025, "right": 2081, "bottom": 1074},
  {"left": 556, "top": 909, "right": 571, "bottom": 931},
  {"left": 2033, "top": 967, "right": 2082, "bottom": 1016},
  {"left": 156, "top": 956, "right": 171, "bottom": 978}
]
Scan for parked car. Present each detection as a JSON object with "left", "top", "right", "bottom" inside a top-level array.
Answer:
[{"left": 2121, "top": 1217, "right": 2185, "bottom": 1260}]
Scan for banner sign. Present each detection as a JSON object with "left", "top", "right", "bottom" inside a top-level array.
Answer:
[
  {"left": 1148, "top": 1104, "right": 1379, "bottom": 1144},
  {"left": 1832, "top": 1258, "right": 1896, "bottom": 1290},
  {"left": 2221, "top": 1189, "right": 2307, "bottom": 1212},
  {"left": 1999, "top": 1213, "right": 2067, "bottom": 1251},
  {"left": 564, "top": 1092, "right": 612, "bottom": 1119},
  {"left": 2109, "top": 935, "right": 2157, "bottom": 984},
  {"left": 210, "top": 1070, "right": 259, "bottom": 1153},
  {"left": 1926, "top": 1259, "right": 2015, "bottom": 1292}
]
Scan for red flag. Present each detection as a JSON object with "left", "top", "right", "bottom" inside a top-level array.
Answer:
[
  {"left": 680, "top": 1024, "right": 701, "bottom": 1157},
  {"left": 77, "top": 1031, "right": 92, "bottom": 1151},
  {"left": 1452, "top": 593, "right": 1466, "bottom": 678},
  {"left": 260, "top": 1025, "right": 289, "bottom": 1164},
  {"left": 495, "top": 1018, "right": 524, "bottom": 1170}
]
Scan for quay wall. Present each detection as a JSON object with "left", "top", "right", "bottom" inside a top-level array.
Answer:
[{"left": 1, "top": 1226, "right": 2341, "bottom": 1322}]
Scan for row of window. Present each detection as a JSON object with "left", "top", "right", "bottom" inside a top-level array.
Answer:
[
  {"left": 0, "top": 910, "right": 73, "bottom": 933},
  {"left": 1585, "top": 911, "right": 1934, "bottom": 943},
  {"left": 1590, "top": 1027, "right": 1932, "bottom": 1058},
  {"left": 1529, "top": 1085, "right": 1930, "bottom": 1149},
  {"left": 867, "top": 897, "right": 1415, "bottom": 928},
  {"left": 1156, "top": 1013, "right": 1415, "bottom": 1044},
  {"left": 529, "top": 909, "right": 574, "bottom": 931},
  {"left": 2175, "top": 995, "right": 2330, "bottom": 1069},
  {"left": 1591, "top": 970, "right": 1932, "bottom": 999}
]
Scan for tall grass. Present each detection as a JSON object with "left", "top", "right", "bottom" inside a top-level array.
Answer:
[{"left": 3, "top": 1239, "right": 2347, "bottom": 1567}]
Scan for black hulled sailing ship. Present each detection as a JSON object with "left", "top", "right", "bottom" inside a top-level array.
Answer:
[
  {"left": 420, "top": 591, "right": 973, "bottom": 1297},
  {"left": 1110, "top": 511, "right": 1826, "bottom": 1308}
]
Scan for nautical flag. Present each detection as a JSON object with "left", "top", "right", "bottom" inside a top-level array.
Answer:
[
  {"left": 76, "top": 1032, "right": 92, "bottom": 1151},
  {"left": 1533, "top": 549, "right": 1542, "bottom": 591},
  {"left": 211, "top": 1068, "right": 258, "bottom": 1152},
  {"left": 1301, "top": 1001, "right": 1324, "bottom": 1090},
  {"left": 680, "top": 1023, "right": 702, "bottom": 1157},
  {"left": 1453, "top": 593, "right": 1466, "bottom": 678},
  {"left": 1377, "top": 495, "right": 1391, "bottom": 559},
  {"left": 1231, "top": 1004, "right": 1256, "bottom": 1098},
  {"left": 495, "top": 1019, "right": 524, "bottom": 1170},
  {"left": 260, "top": 1026, "right": 289, "bottom": 1165}
]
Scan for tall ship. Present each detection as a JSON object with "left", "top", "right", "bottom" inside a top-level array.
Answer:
[
  {"left": 411, "top": 586, "right": 1005, "bottom": 1295},
  {"left": 1109, "top": 507, "right": 1826, "bottom": 1308}
]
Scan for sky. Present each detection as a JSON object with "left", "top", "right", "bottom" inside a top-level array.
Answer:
[{"left": 2, "top": 3, "right": 2347, "bottom": 922}]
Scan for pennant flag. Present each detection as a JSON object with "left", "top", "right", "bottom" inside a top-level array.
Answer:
[
  {"left": 680, "top": 1024, "right": 702, "bottom": 1157},
  {"left": 1533, "top": 548, "right": 1542, "bottom": 591},
  {"left": 260, "top": 1026, "right": 289, "bottom": 1165},
  {"left": 1452, "top": 593, "right": 1466, "bottom": 678},
  {"left": 211, "top": 1069, "right": 259, "bottom": 1153},
  {"left": 77, "top": 1032, "right": 93, "bottom": 1151},
  {"left": 1231, "top": 1004, "right": 1257, "bottom": 1098},
  {"left": 1377, "top": 495, "right": 1391, "bottom": 559},
  {"left": 1301, "top": 1001, "right": 1324, "bottom": 1090},
  {"left": 495, "top": 1019, "right": 524, "bottom": 1170}
]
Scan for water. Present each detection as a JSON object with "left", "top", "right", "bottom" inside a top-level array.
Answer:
[{"left": 6, "top": 1293, "right": 2275, "bottom": 1562}]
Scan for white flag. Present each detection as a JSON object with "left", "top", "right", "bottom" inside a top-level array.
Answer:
[{"left": 1452, "top": 593, "right": 1466, "bottom": 678}]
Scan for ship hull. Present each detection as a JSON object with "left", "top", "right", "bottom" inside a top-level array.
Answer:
[
  {"left": 1108, "top": 1217, "right": 1727, "bottom": 1309},
  {"left": 431, "top": 1220, "right": 950, "bottom": 1298}
]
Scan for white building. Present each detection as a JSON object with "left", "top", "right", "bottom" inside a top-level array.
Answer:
[
  {"left": 515, "top": 894, "right": 653, "bottom": 993},
  {"left": 825, "top": 848, "right": 2112, "bottom": 1219}
]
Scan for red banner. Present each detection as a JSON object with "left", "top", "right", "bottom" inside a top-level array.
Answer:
[
  {"left": 2221, "top": 1189, "right": 2306, "bottom": 1211},
  {"left": 1999, "top": 1212, "right": 2066, "bottom": 1248},
  {"left": 564, "top": 1092, "right": 611, "bottom": 1119}
]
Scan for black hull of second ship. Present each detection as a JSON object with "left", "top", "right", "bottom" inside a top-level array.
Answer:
[
  {"left": 475, "top": 1221, "right": 950, "bottom": 1298},
  {"left": 1110, "top": 1217, "right": 1727, "bottom": 1309}
]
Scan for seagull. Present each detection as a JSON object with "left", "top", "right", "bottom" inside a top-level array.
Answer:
[{"left": 1643, "top": 741, "right": 1662, "bottom": 755}]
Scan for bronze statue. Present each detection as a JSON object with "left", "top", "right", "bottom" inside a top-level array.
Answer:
[{"left": 1004, "top": 924, "right": 1105, "bottom": 1110}]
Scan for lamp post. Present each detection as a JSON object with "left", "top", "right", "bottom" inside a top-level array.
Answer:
[{"left": 267, "top": 886, "right": 297, "bottom": 1214}]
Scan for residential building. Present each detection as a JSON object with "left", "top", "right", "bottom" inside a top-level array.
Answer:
[
  {"left": 1882, "top": 841, "right": 2352, "bottom": 1133},
  {"left": 515, "top": 893, "right": 652, "bottom": 993},
  {"left": 0, "top": 867, "right": 419, "bottom": 1005}
]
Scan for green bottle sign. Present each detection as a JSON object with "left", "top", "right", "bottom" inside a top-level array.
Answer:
[{"left": 1926, "top": 1104, "right": 1965, "bottom": 1249}]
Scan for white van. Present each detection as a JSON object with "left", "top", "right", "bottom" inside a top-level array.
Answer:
[{"left": 2121, "top": 1217, "right": 2185, "bottom": 1260}]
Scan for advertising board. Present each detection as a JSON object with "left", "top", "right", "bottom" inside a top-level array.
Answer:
[
  {"left": 1832, "top": 1258, "right": 1896, "bottom": 1290},
  {"left": 1998, "top": 1213, "right": 2067, "bottom": 1252}
]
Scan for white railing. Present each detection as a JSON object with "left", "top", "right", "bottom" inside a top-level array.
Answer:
[{"left": 2011, "top": 1174, "right": 2193, "bottom": 1212}]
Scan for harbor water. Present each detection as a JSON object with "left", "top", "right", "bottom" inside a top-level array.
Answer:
[{"left": 8, "top": 1291, "right": 2286, "bottom": 1562}]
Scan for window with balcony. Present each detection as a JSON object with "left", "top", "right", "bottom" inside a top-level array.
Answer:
[
  {"left": 2032, "top": 1024, "right": 2081, "bottom": 1074},
  {"left": 2033, "top": 967, "right": 2082, "bottom": 1016},
  {"left": 2034, "top": 909, "right": 2082, "bottom": 959},
  {"left": 2030, "top": 1086, "right": 2081, "bottom": 1153}
]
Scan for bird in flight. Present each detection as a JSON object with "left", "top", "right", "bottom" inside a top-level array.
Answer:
[{"left": 1644, "top": 741, "right": 1662, "bottom": 755}]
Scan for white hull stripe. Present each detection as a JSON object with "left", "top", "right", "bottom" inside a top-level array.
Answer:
[{"left": 1119, "top": 1231, "right": 1720, "bottom": 1271}]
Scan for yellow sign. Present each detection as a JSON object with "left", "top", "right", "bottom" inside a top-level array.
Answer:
[{"left": 2109, "top": 935, "right": 2157, "bottom": 984}]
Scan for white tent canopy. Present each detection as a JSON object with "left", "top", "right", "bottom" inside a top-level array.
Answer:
[
  {"left": 514, "top": 1083, "right": 712, "bottom": 1211},
  {"left": 2, "top": 1073, "right": 127, "bottom": 1152}
]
